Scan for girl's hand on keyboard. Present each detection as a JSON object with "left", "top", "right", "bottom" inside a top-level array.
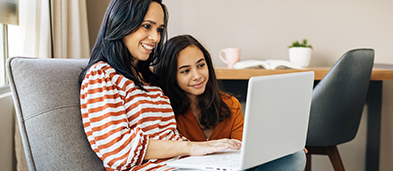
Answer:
[{"left": 188, "top": 138, "right": 242, "bottom": 156}]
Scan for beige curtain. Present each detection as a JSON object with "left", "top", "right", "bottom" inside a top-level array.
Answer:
[
  {"left": 51, "top": 0, "right": 90, "bottom": 58},
  {"left": 19, "top": 0, "right": 51, "bottom": 58},
  {"left": 16, "top": 0, "right": 90, "bottom": 170},
  {"left": 19, "top": 0, "right": 90, "bottom": 59}
]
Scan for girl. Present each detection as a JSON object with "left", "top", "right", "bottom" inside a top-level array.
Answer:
[
  {"left": 155, "top": 35, "right": 243, "bottom": 141},
  {"left": 79, "top": 1, "right": 240, "bottom": 170},
  {"left": 155, "top": 34, "right": 306, "bottom": 170}
]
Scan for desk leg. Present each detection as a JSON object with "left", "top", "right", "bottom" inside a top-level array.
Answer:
[{"left": 366, "top": 81, "right": 382, "bottom": 171}]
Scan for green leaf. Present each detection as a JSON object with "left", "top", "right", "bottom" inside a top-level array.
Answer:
[{"left": 288, "top": 38, "right": 312, "bottom": 49}]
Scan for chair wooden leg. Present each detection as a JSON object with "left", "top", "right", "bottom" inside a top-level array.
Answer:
[
  {"left": 305, "top": 146, "right": 345, "bottom": 171},
  {"left": 305, "top": 153, "right": 311, "bottom": 171},
  {"left": 325, "top": 146, "right": 345, "bottom": 171}
]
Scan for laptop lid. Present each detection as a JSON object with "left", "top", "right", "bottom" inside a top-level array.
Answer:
[
  {"left": 240, "top": 71, "right": 314, "bottom": 169},
  {"left": 167, "top": 71, "right": 314, "bottom": 170}
]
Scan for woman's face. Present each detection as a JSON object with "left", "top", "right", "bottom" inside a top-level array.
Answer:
[
  {"left": 123, "top": 2, "right": 164, "bottom": 63},
  {"left": 176, "top": 45, "right": 209, "bottom": 101}
]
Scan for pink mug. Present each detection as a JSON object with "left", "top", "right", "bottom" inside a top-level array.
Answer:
[{"left": 219, "top": 48, "right": 241, "bottom": 69}]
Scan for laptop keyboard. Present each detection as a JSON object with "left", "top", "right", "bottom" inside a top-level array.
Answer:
[{"left": 201, "top": 153, "right": 240, "bottom": 169}]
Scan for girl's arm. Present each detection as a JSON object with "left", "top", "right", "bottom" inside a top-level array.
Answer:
[{"left": 229, "top": 96, "right": 244, "bottom": 141}]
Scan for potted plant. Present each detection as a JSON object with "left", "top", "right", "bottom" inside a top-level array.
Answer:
[{"left": 288, "top": 39, "right": 313, "bottom": 67}]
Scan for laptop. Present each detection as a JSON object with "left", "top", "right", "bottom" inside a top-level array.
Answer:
[{"left": 167, "top": 71, "right": 314, "bottom": 171}]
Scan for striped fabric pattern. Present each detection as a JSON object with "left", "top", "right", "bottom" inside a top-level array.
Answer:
[{"left": 80, "top": 62, "right": 185, "bottom": 171}]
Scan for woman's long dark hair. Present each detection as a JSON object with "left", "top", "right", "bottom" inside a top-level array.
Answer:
[
  {"left": 79, "top": 0, "right": 168, "bottom": 89},
  {"left": 154, "top": 34, "right": 231, "bottom": 129}
]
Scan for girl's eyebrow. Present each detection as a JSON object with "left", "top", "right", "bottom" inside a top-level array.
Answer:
[
  {"left": 178, "top": 58, "right": 205, "bottom": 70},
  {"left": 178, "top": 65, "right": 190, "bottom": 70},
  {"left": 196, "top": 58, "right": 205, "bottom": 63}
]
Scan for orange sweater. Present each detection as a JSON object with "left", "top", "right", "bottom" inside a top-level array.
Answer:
[{"left": 175, "top": 95, "right": 244, "bottom": 141}]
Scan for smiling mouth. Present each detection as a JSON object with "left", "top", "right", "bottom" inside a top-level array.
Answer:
[
  {"left": 141, "top": 43, "right": 154, "bottom": 50},
  {"left": 191, "top": 81, "right": 204, "bottom": 88}
]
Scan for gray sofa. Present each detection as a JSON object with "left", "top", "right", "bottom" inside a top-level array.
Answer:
[{"left": 7, "top": 57, "right": 105, "bottom": 171}]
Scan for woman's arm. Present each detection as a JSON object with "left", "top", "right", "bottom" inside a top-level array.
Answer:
[
  {"left": 81, "top": 65, "right": 151, "bottom": 170},
  {"left": 144, "top": 138, "right": 242, "bottom": 159}
]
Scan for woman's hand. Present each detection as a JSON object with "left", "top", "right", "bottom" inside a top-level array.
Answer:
[
  {"left": 145, "top": 138, "right": 241, "bottom": 160},
  {"left": 188, "top": 138, "right": 242, "bottom": 156}
]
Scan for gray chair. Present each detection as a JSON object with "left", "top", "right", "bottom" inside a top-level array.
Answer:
[
  {"left": 305, "top": 49, "right": 374, "bottom": 171},
  {"left": 7, "top": 57, "right": 105, "bottom": 171}
]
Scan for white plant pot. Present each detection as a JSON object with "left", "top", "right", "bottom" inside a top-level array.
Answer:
[{"left": 288, "top": 47, "right": 312, "bottom": 67}]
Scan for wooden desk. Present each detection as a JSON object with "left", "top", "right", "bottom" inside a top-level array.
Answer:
[
  {"left": 215, "top": 66, "right": 393, "bottom": 171},
  {"left": 215, "top": 66, "right": 393, "bottom": 81}
]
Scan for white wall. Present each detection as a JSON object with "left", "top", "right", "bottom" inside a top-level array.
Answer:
[
  {"left": 164, "top": 0, "right": 393, "bottom": 66},
  {"left": 163, "top": 0, "right": 393, "bottom": 170},
  {"left": 86, "top": 0, "right": 111, "bottom": 50},
  {"left": 0, "top": 92, "right": 15, "bottom": 171}
]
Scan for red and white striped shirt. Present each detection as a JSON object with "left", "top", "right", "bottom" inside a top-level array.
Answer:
[{"left": 80, "top": 62, "right": 186, "bottom": 171}]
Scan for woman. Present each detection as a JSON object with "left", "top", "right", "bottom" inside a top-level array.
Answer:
[
  {"left": 155, "top": 34, "right": 306, "bottom": 170},
  {"left": 79, "top": 1, "right": 240, "bottom": 170}
]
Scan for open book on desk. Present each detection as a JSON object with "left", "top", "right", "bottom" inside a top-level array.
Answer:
[{"left": 233, "top": 59, "right": 303, "bottom": 70}]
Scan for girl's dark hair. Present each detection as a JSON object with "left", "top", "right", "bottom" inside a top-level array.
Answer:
[
  {"left": 154, "top": 34, "right": 231, "bottom": 129},
  {"left": 79, "top": 0, "right": 168, "bottom": 89}
]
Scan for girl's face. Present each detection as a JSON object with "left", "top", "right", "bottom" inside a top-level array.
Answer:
[
  {"left": 123, "top": 2, "right": 164, "bottom": 63},
  {"left": 176, "top": 45, "right": 209, "bottom": 101}
]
